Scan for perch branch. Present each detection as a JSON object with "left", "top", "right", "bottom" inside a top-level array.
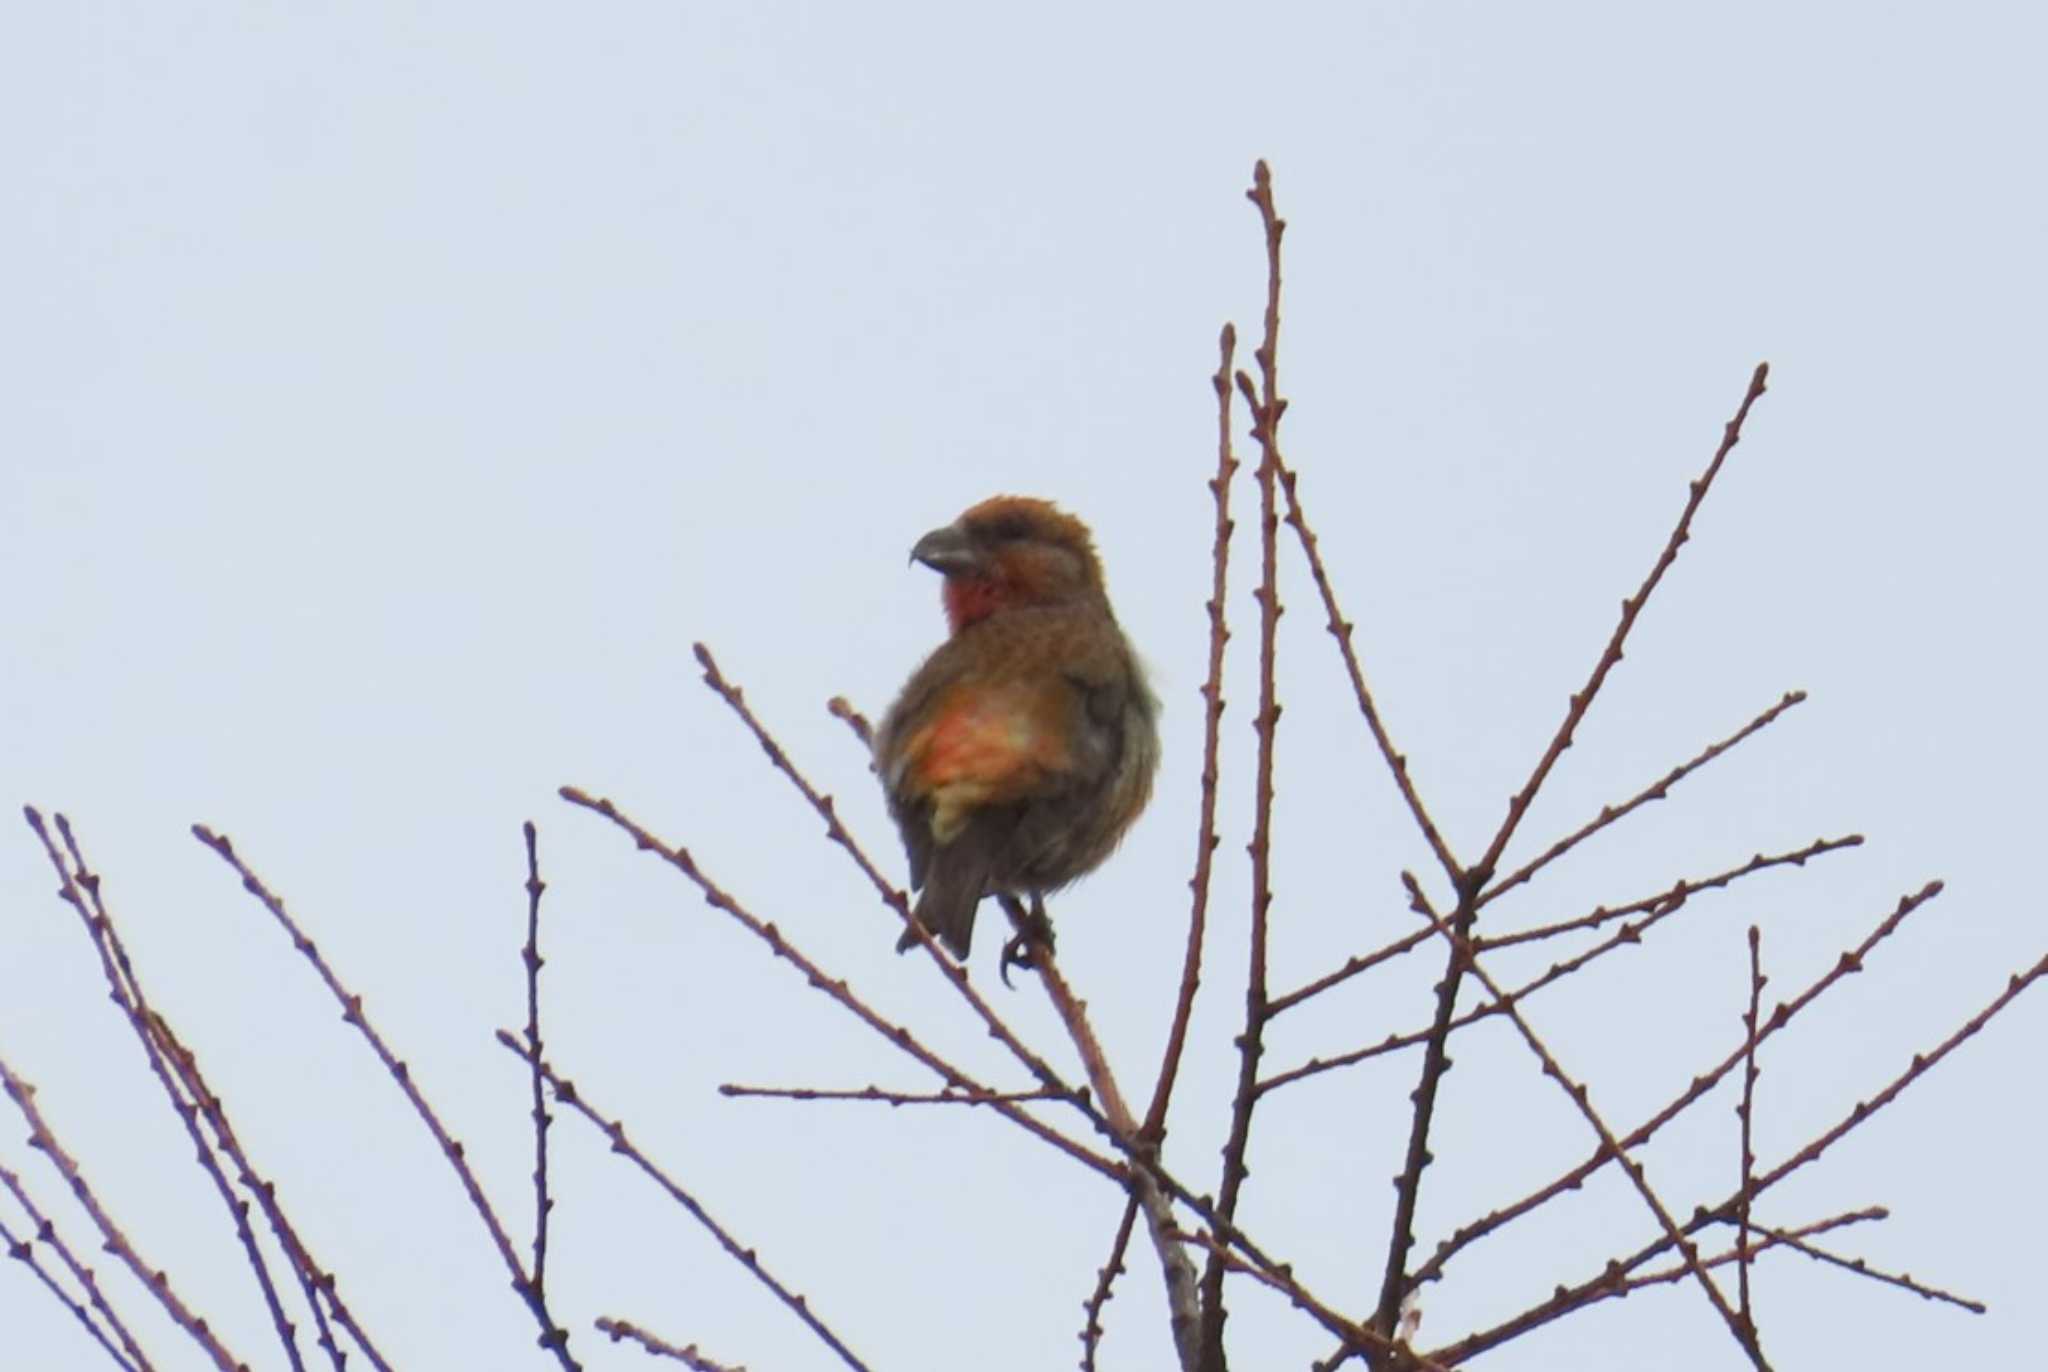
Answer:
[{"left": 557, "top": 787, "right": 1122, "bottom": 1182}]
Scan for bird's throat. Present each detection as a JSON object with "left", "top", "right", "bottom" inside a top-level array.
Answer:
[{"left": 942, "top": 576, "right": 1008, "bottom": 634}]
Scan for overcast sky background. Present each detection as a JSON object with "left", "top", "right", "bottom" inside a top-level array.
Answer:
[{"left": 4, "top": 5, "right": 2044, "bottom": 1370}]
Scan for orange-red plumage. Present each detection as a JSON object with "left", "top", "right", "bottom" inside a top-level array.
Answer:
[{"left": 875, "top": 497, "right": 1159, "bottom": 959}]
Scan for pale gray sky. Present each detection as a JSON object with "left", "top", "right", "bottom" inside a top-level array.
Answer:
[{"left": 4, "top": 5, "right": 2044, "bottom": 1370}]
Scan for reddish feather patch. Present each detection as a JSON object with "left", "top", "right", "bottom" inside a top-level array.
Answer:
[{"left": 943, "top": 576, "right": 1008, "bottom": 633}]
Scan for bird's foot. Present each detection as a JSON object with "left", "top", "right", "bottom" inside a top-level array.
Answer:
[{"left": 996, "top": 894, "right": 1056, "bottom": 988}]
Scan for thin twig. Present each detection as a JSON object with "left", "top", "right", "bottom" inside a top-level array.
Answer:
[
  {"left": 824, "top": 696, "right": 874, "bottom": 750},
  {"left": 191, "top": 825, "right": 578, "bottom": 1370},
  {"left": 557, "top": 787, "right": 1124, "bottom": 1183},
  {"left": 1143, "top": 320, "right": 1241, "bottom": 1142},
  {"left": 1371, "top": 870, "right": 1481, "bottom": 1340},
  {"left": 521, "top": 822, "right": 556, "bottom": 1300},
  {"left": 1270, "top": 464, "right": 1460, "bottom": 894},
  {"left": 1752, "top": 1225, "right": 1984, "bottom": 1313},
  {"left": 1264, "top": 925, "right": 1436, "bottom": 1020},
  {"left": 1438, "top": 1008, "right": 2032, "bottom": 1372},
  {"left": 1737, "top": 926, "right": 1765, "bottom": 1332},
  {"left": 1179, "top": 1230, "right": 1450, "bottom": 1372},
  {"left": 0, "top": 1173, "right": 146, "bottom": 1371},
  {"left": 1259, "top": 838, "right": 1858, "bottom": 1097},
  {"left": 1410, "top": 881, "right": 1946, "bottom": 1290},
  {"left": 1422, "top": 1209, "right": 1885, "bottom": 1364},
  {"left": 1422, "top": 918, "right": 2047, "bottom": 1371},
  {"left": 1368, "top": 365, "right": 1772, "bottom": 1360},
  {"left": 1272, "top": 828, "right": 1855, "bottom": 1034},
  {"left": 28, "top": 811, "right": 303, "bottom": 1372},
  {"left": 1400, "top": 875, "right": 1770, "bottom": 1369},
  {"left": 823, "top": 700, "right": 872, "bottom": 753},
  {"left": 1739, "top": 948, "right": 2048, "bottom": 1202},
  {"left": 1478, "top": 690, "right": 1808, "bottom": 908},
  {"left": 692, "top": 645, "right": 1094, "bottom": 1119},
  {"left": 0, "top": 1052, "right": 243, "bottom": 1372},
  {"left": 1094, "top": 320, "right": 1233, "bottom": 1372},
  {"left": 717, "top": 1082, "right": 1060, "bottom": 1107},
  {"left": 507, "top": 1039, "right": 870, "bottom": 1372},
  {"left": 31, "top": 824, "right": 337, "bottom": 1370},
  {"left": 1095, "top": 1147, "right": 1402, "bottom": 1371},
  {"left": 1479, "top": 835, "right": 1862, "bottom": 951},
  {"left": 562, "top": 760, "right": 1298, "bottom": 1321},
  {"left": 1471, "top": 362, "right": 1772, "bottom": 891},
  {"left": 596, "top": 1317, "right": 748, "bottom": 1371},
  {"left": 604, "top": 865, "right": 1325, "bottom": 1372},
  {"left": 1078, "top": 1199, "right": 1139, "bottom": 1372},
  {"left": 147, "top": 1016, "right": 391, "bottom": 1372},
  {"left": 1010, "top": 901, "right": 1201, "bottom": 1372},
  {"left": 1633, "top": 1207, "right": 1887, "bottom": 1292},
  {"left": 1197, "top": 157, "right": 1287, "bottom": 1372}
]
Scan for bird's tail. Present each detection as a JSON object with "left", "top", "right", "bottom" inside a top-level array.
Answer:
[{"left": 896, "top": 860, "right": 986, "bottom": 959}]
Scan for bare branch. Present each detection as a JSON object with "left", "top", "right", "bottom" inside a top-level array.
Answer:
[
  {"left": 1480, "top": 835, "right": 1862, "bottom": 951},
  {"left": 505, "top": 1039, "right": 871, "bottom": 1371},
  {"left": 692, "top": 644, "right": 1101, "bottom": 1123},
  {"left": 1180, "top": 1230, "right": 1452, "bottom": 1372},
  {"left": 1471, "top": 362, "right": 1772, "bottom": 890},
  {"left": 0, "top": 1053, "right": 243, "bottom": 1372},
  {"left": 1010, "top": 900, "right": 1201, "bottom": 1371},
  {"left": 1261, "top": 840, "right": 1854, "bottom": 1097},
  {"left": 1737, "top": 926, "right": 1765, "bottom": 1333},
  {"left": 1753, "top": 1224, "right": 1985, "bottom": 1314},
  {"left": 1143, "top": 319, "right": 1241, "bottom": 1141},
  {"left": 1478, "top": 690, "right": 1808, "bottom": 908},
  {"left": 717, "top": 1082, "right": 1060, "bottom": 1107},
  {"left": 27, "top": 811, "right": 305, "bottom": 1372},
  {"left": 1634, "top": 1207, "right": 1887, "bottom": 1292},
  {"left": 1412, "top": 881, "right": 1946, "bottom": 1289},
  {"left": 1079, "top": 1199, "right": 1139, "bottom": 1372},
  {"left": 824, "top": 695, "right": 874, "bottom": 749},
  {"left": 1400, "top": 875, "right": 1770, "bottom": 1368},
  {"left": 147, "top": 1017, "right": 392, "bottom": 1372},
  {"left": 520, "top": 822, "right": 560, "bottom": 1307},
  {"left": 1266, "top": 925, "right": 1436, "bottom": 1020},
  {"left": 1269, "top": 456, "right": 1461, "bottom": 892},
  {"left": 595, "top": 1317, "right": 748, "bottom": 1371},
  {"left": 557, "top": 787, "right": 1124, "bottom": 1182},
  {"left": 1199, "top": 159, "right": 1288, "bottom": 1372},
  {"left": 1741, "top": 949, "right": 2048, "bottom": 1201},
  {"left": 191, "top": 824, "right": 578, "bottom": 1370},
  {"left": 0, "top": 1165, "right": 148, "bottom": 1371},
  {"left": 1427, "top": 929, "right": 2046, "bottom": 1368},
  {"left": 1372, "top": 871, "right": 1483, "bottom": 1340},
  {"left": 1427, "top": 1209, "right": 1886, "bottom": 1364}
]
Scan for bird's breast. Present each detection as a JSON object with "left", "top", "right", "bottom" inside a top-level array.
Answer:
[{"left": 901, "top": 682, "right": 1071, "bottom": 841}]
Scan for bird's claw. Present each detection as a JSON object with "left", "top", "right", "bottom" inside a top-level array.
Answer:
[
  {"left": 996, "top": 895, "right": 1057, "bottom": 988},
  {"left": 998, "top": 933, "right": 1037, "bottom": 987}
]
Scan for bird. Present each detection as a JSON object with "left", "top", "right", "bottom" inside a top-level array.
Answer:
[{"left": 874, "top": 495, "right": 1160, "bottom": 962}]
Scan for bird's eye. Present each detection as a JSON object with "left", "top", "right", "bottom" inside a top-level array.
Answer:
[{"left": 981, "top": 515, "right": 1034, "bottom": 543}]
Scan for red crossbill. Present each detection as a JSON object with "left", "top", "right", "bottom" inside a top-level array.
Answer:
[{"left": 875, "top": 496, "right": 1160, "bottom": 960}]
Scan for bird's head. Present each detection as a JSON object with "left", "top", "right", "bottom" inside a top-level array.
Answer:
[{"left": 910, "top": 496, "right": 1107, "bottom": 633}]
